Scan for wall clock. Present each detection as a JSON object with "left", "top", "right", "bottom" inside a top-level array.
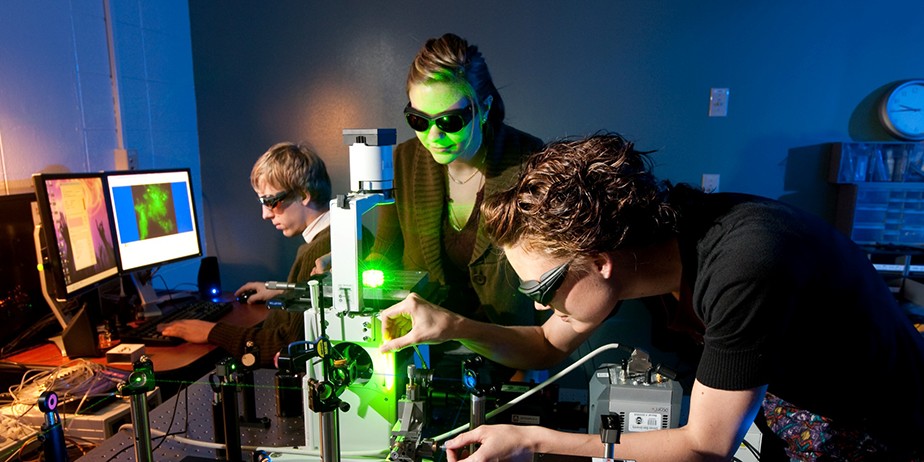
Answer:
[{"left": 879, "top": 79, "right": 924, "bottom": 141}]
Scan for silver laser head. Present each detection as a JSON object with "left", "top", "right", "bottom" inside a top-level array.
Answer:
[
  {"left": 343, "top": 128, "right": 396, "bottom": 194},
  {"left": 342, "top": 128, "right": 397, "bottom": 147}
]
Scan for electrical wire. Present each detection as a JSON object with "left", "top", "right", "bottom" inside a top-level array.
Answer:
[
  {"left": 740, "top": 438, "right": 760, "bottom": 460},
  {"left": 5, "top": 434, "right": 40, "bottom": 462},
  {"left": 0, "top": 407, "right": 96, "bottom": 461},
  {"left": 0, "top": 312, "right": 58, "bottom": 358},
  {"left": 0, "top": 411, "right": 37, "bottom": 462},
  {"left": 150, "top": 379, "right": 189, "bottom": 453},
  {"left": 103, "top": 381, "right": 190, "bottom": 462},
  {"left": 7, "top": 359, "right": 120, "bottom": 414},
  {"left": 430, "top": 343, "right": 629, "bottom": 442},
  {"left": 412, "top": 345, "right": 428, "bottom": 368},
  {"left": 1, "top": 356, "right": 128, "bottom": 461}
]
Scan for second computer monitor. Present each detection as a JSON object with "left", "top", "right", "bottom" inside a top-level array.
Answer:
[{"left": 106, "top": 169, "right": 202, "bottom": 272}]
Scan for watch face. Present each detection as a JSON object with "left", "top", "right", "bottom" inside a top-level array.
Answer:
[{"left": 880, "top": 80, "right": 924, "bottom": 141}]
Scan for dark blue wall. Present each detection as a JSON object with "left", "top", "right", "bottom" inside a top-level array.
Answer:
[
  {"left": 190, "top": 1, "right": 924, "bottom": 290},
  {"left": 188, "top": 0, "right": 924, "bottom": 390}
]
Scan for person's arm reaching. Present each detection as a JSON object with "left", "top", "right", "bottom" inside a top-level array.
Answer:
[
  {"left": 444, "top": 381, "right": 765, "bottom": 462},
  {"left": 379, "top": 293, "right": 594, "bottom": 370}
]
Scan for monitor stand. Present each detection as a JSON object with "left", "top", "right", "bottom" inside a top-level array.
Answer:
[
  {"left": 131, "top": 271, "right": 163, "bottom": 318},
  {"left": 47, "top": 335, "right": 67, "bottom": 356},
  {"left": 35, "top": 270, "right": 100, "bottom": 358},
  {"left": 33, "top": 223, "right": 106, "bottom": 357},
  {"left": 128, "top": 269, "right": 199, "bottom": 319},
  {"left": 33, "top": 223, "right": 74, "bottom": 356},
  {"left": 35, "top": 287, "right": 102, "bottom": 358},
  {"left": 60, "top": 305, "right": 102, "bottom": 358}
]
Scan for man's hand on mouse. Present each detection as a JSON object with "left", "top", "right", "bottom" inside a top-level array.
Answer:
[{"left": 234, "top": 282, "right": 283, "bottom": 304}]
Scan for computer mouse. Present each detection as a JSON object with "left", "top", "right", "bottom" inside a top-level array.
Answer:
[{"left": 237, "top": 289, "right": 258, "bottom": 304}]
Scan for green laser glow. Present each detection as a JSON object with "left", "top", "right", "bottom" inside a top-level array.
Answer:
[{"left": 362, "top": 269, "right": 385, "bottom": 288}]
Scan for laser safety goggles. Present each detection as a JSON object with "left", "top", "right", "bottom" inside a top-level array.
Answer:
[
  {"left": 258, "top": 190, "right": 292, "bottom": 210},
  {"left": 517, "top": 260, "right": 571, "bottom": 306},
  {"left": 404, "top": 103, "right": 475, "bottom": 134}
]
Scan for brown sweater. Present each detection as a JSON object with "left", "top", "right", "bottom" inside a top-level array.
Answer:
[
  {"left": 371, "top": 124, "right": 545, "bottom": 327},
  {"left": 208, "top": 227, "right": 332, "bottom": 367}
]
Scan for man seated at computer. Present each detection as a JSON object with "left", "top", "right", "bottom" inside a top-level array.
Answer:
[{"left": 160, "top": 142, "right": 335, "bottom": 367}]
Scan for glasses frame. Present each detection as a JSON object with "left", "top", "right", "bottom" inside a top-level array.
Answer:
[
  {"left": 258, "top": 190, "right": 292, "bottom": 210},
  {"left": 518, "top": 260, "right": 571, "bottom": 305},
  {"left": 403, "top": 103, "right": 475, "bottom": 134}
]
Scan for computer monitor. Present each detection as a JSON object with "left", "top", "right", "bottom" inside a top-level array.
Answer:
[
  {"left": 105, "top": 169, "right": 202, "bottom": 306},
  {"left": 31, "top": 172, "right": 120, "bottom": 357},
  {"left": 31, "top": 173, "right": 120, "bottom": 308}
]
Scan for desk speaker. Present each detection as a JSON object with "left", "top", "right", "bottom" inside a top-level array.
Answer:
[{"left": 197, "top": 256, "right": 221, "bottom": 299}]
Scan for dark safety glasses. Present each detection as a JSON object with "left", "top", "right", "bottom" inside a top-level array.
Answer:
[
  {"left": 518, "top": 260, "right": 571, "bottom": 305},
  {"left": 258, "top": 190, "right": 292, "bottom": 210},
  {"left": 404, "top": 103, "right": 475, "bottom": 134}
]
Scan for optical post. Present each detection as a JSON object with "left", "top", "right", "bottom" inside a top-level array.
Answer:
[
  {"left": 117, "top": 355, "right": 157, "bottom": 462},
  {"left": 599, "top": 414, "right": 621, "bottom": 461},
  {"left": 219, "top": 357, "right": 246, "bottom": 461},
  {"left": 240, "top": 341, "right": 272, "bottom": 428},
  {"left": 37, "top": 391, "right": 69, "bottom": 462}
]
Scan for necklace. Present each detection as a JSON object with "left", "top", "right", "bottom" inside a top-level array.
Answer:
[
  {"left": 447, "top": 174, "right": 484, "bottom": 231},
  {"left": 447, "top": 204, "right": 465, "bottom": 231},
  {"left": 448, "top": 197, "right": 477, "bottom": 231},
  {"left": 447, "top": 153, "right": 486, "bottom": 185}
]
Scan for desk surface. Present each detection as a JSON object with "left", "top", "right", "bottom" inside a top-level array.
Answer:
[{"left": 2, "top": 300, "right": 269, "bottom": 373}]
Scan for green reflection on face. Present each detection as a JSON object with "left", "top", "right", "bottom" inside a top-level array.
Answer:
[{"left": 407, "top": 81, "right": 484, "bottom": 165}]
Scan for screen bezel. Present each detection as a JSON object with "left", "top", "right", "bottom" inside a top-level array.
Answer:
[
  {"left": 31, "top": 172, "right": 120, "bottom": 300},
  {"left": 105, "top": 168, "right": 203, "bottom": 273}
]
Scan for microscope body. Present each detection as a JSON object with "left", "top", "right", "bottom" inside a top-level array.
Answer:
[{"left": 303, "top": 129, "right": 412, "bottom": 454}]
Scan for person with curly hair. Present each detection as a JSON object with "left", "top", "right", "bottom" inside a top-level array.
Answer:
[{"left": 380, "top": 133, "right": 924, "bottom": 461}]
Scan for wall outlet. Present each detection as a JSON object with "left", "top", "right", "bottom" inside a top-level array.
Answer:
[
  {"left": 709, "top": 88, "right": 729, "bottom": 117},
  {"left": 702, "top": 173, "right": 720, "bottom": 193}
]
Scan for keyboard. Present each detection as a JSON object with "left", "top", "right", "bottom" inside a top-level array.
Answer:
[
  {"left": 0, "top": 411, "right": 36, "bottom": 457},
  {"left": 119, "top": 299, "right": 234, "bottom": 346}
]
